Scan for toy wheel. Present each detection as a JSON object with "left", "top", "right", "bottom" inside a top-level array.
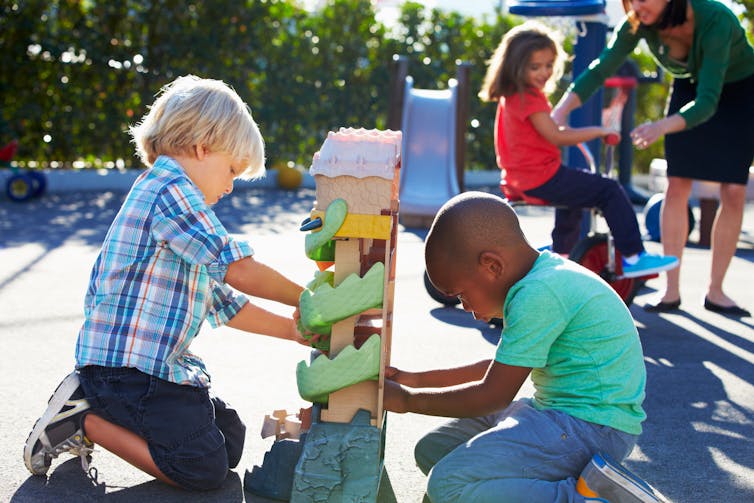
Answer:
[
  {"left": 6, "top": 173, "right": 35, "bottom": 202},
  {"left": 642, "top": 193, "right": 695, "bottom": 242},
  {"left": 28, "top": 171, "right": 47, "bottom": 197},
  {"left": 424, "top": 270, "right": 460, "bottom": 306},
  {"left": 569, "top": 233, "right": 640, "bottom": 307}
]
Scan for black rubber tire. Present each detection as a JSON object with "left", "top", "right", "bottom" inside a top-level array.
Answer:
[
  {"left": 423, "top": 270, "right": 460, "bottom": 306},
  {"left": 6, "top": 173, "right": 35, "bottom": 202},
  {"left": 28, "top": 171, "right": 47, "bottom": 198},
  {"left": 569, "top": 233, "right": 640, "bottom": 307}
]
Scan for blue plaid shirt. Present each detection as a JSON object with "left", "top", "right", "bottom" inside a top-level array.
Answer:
[{"left": 75, "top": 156, "right": 252, "bottom": 387}]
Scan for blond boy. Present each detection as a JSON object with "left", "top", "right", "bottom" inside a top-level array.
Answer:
[{"left": 24, "top": 76, "right": 306, "bottom": 490}]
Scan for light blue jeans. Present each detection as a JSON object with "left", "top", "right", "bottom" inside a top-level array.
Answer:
[{"left": 416, "top": 399, "right": 638, "bottom": 503}]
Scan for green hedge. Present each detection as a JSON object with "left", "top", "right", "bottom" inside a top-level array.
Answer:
[{"left": 1, "top": 0, "right": 749, "bottom": 173}]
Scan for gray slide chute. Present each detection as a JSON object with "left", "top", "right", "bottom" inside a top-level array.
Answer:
[{"left": 399, "top": 76, "right": 461, "bottom": 221}]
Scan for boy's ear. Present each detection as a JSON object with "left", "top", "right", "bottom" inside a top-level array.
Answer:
[
  {"left": 194, "top": 144, "right": 207, "bottom": 160},
  {"left": 479, "top": 251, "right": 504, "bottom": 278}
]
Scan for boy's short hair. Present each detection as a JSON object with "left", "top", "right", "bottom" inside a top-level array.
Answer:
[{"left": 130, "top": 75, "right": 265, "bottom": 179}]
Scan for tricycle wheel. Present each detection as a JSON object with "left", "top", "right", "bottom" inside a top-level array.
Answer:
[
  {"left": 569, "top": 233, "right": 640, "bottom": 307},
  {"left": 28, "top": 171, "right": 47, "bottom": 197},
  {"left": 6, "top": 173, "right": 35, "bottom": 202}
]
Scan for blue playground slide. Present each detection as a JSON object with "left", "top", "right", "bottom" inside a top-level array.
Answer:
[{"left": 399, "top": 76, "right": 461, "bottom": 220}]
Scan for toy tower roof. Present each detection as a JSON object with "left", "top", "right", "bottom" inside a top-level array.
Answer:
[{"left": 310, "top": 128, "right": 401, "bottom": 180}]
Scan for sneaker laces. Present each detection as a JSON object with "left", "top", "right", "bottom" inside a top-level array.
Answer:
[
  {"left": 47, "top": 430, "right": 94, "bottom": 471},
  {"left": 76, "top": 439, "right": 94, "bottom": 472}
]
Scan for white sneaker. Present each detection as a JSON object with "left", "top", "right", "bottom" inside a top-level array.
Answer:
[
  {"left": 577, "top": 453, "right": 668, "bottom": 502},
  {"left": 23, "top": 372, "right": 93, "bottom": 475}
]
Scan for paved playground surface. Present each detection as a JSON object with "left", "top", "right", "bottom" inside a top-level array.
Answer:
[{"left": 1, "top": 186, "right": 752, "bottom": 502}]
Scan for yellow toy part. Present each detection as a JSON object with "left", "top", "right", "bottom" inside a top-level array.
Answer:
[{"left": 309, "top": 211, "right": 391, "bottom": 240}]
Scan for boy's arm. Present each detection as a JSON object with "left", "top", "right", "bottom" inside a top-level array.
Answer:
[
  {"left": 529, "top": 111, "right": 614, "bottom": 147},
  {"left": 225, "top": 256, "right": 303, "bottom": 306},
  {"left": 385, "top": 361, "right": 532, "bottom": 418},
  {"left": 387, "top": 359, "right": 491, "bottom": 388},
  {"left": 225, "top": 302, "right": 307, "bottom": 344}
]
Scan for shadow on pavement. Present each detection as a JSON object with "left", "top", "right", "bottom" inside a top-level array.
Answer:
[
  {"left": 0, "top": 187, "right": 316, "bottom": 250},
  {"left": 631, "top": 306, "right": 754, "bottom": 501},
  {"left": 429, "top": 307, "right": 502, "bottom": 346},
  {"left": 0, "top": 187, "right": 315, "bottom": 292},
  {"left": 11, "top": 458, "right": 244, "bottom": 502}
]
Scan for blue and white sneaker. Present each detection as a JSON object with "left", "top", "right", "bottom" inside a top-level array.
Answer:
[
  {"left": 23, "top": 371, "right": 93, "bottom": 475},
  {"left": 622, "top": 252, "right": 678, "bottom": 279},
  {"left": 577, "top": 453, "right": 667, "bottom": 502}
]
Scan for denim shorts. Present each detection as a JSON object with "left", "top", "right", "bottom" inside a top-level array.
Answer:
[{"left": 78, "top": 366, "right": 246, "bottom": 490}]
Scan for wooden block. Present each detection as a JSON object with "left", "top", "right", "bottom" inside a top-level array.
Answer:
[
  {"left": 320, "top": 380, "right": 379, "bottom": 424},
  {"left": 334, "top": 239, "right": 361, "bottom": 283},
  {"left": 330, "top": 316, "right": 356, "bottom": 356}
]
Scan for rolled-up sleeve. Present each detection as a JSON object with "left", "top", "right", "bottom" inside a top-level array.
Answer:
[
  {"left": 207, "top": 282, "right": 249, "bottom": 328},
  {"left": 152, "top": 182, "right": 254, "bottom": 283}
]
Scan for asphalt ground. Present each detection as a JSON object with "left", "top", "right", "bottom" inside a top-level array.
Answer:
[{"left": 1, "top": 186, "right": 752, "bottom": 502}]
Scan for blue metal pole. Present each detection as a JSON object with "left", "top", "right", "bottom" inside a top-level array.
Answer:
[{"left": 566, "top": 20, "right": 607, "bottom": 170}]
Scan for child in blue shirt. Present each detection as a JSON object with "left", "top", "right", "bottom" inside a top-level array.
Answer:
[
  {"left": 24, "top": 75, "right": 308, "bottom": 490},
  {"left": 384, "top": 191, "right": 666, "bottom": 502}
]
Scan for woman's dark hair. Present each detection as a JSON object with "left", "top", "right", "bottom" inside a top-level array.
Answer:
[{"left": 622, "top": 0, "right": 687, "bottom": 32}]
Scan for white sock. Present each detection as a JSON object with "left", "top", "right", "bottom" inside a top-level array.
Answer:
[{"left": 624, "top": 254, "right": 640, "bottom": 265}]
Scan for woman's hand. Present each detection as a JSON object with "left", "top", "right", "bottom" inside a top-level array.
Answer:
[
  {"left": 630, "top": 121, "right": 664, "bottom": 149},
  {"left": 631, "top": 115, "right": 687, "bottom": 148}
]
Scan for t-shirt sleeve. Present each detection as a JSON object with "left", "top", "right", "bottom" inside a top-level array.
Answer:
[
  {"left": 495, "top": 279, "right": 569, "bottom": 368},
  {"left": 506, "top": 90, "right": 551, "bottom": 121},
  {"left": 151, "top": 181, "right": 254, "bottom": 284}
]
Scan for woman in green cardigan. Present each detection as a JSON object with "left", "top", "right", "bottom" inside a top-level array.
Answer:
[{"left": 553, "top": 0, "right": 754, "bottom": 316}]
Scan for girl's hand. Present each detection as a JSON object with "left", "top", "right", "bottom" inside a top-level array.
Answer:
[
  {"left": 602, "top": 128, "right": 620, "bottom": 146},
  {"left": 630, "top": 121, "right": 663, "bottom": 149}
]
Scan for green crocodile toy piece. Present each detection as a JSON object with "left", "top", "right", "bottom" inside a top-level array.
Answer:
[
  {"left": 296, "top": 333, "right": 381, "bottom": 403},
  {"left": 298, "top": 261, "right": 384, "bottom": 336},
  {"left": 304, "top": 198, "right": 348, "bottom": 260}
]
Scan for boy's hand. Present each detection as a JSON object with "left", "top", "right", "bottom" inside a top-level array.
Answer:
[
  {"left": 384, "top": 366, "right": 418, "bottom": 387},
  {"left": 382, "top": 379, "right": 410, "bottom": 414},
  {"left": 291, "top": 308, "right": 328, "bottom": 349}
]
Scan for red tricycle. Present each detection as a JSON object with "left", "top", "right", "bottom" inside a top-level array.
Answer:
[{"left": 1, "top": 140, "right": 47, "bottom": 202}]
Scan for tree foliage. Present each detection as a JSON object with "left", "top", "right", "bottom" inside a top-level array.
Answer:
[{"left": 1, "top": 0, "right": 751, "bottom": 174}]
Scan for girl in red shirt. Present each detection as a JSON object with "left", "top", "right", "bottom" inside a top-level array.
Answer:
[{"left": 479, "top": 21, "right": 678, "bottom": 279}]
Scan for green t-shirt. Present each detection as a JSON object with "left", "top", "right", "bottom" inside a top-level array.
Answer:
[
  {"left": 495, "top": 251, "right": 646, "bottom": 435},
  {"left": 571, "top": 0, "right": 754, "bottom": 129}
]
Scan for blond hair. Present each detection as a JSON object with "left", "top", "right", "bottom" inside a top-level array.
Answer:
[
  {"left": 130, "top": 75, "right": 265, "bottom": 179},
  {"left": 479, "top": 21, "right": 566, "bottom": 101}
]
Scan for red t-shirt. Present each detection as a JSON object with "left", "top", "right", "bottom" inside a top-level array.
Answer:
[{"left": 495, "top": 88, "right": 561, "bottom": 191}]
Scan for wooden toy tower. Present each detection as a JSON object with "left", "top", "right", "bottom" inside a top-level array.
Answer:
[{"left": 291, "top": 127, "right": 401, "bottom": 501}]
